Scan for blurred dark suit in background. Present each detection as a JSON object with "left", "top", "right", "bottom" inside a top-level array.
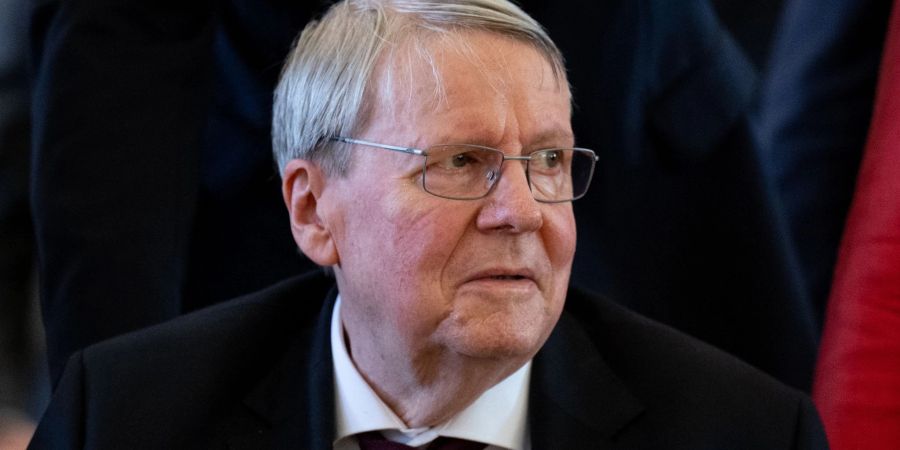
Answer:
[
  {"left": 1, "top": 0, "right": 45, "bottom": 442},
  {"left": 529, "top": 0, "right": 816, "bottom": 391},
  {"left": 755, "top": 0, "right": 892, "bottom": 327},
  {"left": 30, "top": 0, "right": 828, "bottom": 395},
  {"left": 711, "top": 0, "right": 784, "bottom": 69},
  {"left": 0, "top": 0, "right": 33, "bottom": 408},
  {"left": 29, "top": 0, "right": 326, "bottom": 385}
]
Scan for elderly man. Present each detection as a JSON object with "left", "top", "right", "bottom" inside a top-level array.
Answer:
[{"left": 29, "top": 1, "right": 827, "bottom": 449}]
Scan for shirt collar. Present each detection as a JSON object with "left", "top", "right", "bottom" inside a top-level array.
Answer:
[{"left": 331, "top": 295, "right": 531, "bottom": 450}]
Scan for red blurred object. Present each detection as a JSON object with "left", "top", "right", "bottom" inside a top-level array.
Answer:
[{"left": 813, "top": 1, "right": 900, "bottom": 448}]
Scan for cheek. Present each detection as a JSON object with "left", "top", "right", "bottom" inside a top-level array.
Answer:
[
  {"left": 540, "top": 208, "right": 575, "bottom": 331},
  {"left": 543, "top": 206, "right": 577, "bottom": 271},
  {"left": 364, "top": 197, "right": 479, "bottom": 336},
  {"left": 382, "top": 198, "right": 471, "bottom": 280},
  {"left": 345, "top": 184, "right": 471, "bottom": 286}
]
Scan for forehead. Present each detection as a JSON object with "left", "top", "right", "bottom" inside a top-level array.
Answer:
[{"left": 362, "top": 30, "right": 572, "bottom": 145}]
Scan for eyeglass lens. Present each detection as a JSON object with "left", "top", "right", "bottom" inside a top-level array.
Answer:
[{"left": 422, "top": 145, "right": 594, "bottom": 201}]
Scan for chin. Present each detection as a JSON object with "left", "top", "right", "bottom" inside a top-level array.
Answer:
[
  {"left": 446, "top": 318, "right": 554, "bottom": 361},
  {"left": 437, "top": 290, "right": 563, "bottom": 360}
]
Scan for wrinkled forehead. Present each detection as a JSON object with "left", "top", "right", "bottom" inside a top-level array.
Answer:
[{"left": 364, "top": 29, "right": 571, "bottom": 119}]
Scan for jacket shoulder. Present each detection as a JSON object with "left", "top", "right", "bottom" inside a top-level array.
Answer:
[
  {"left": 71, "top": 271, "right": 335, "bottom": 447},
  {"left": 84, "top": 271, "right": 333, "bottom": 367},
  {"left": 555, "top": 287, "right": 825, "bottom": 447}
]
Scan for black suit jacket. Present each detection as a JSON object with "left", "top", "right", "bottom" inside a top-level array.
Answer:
[{"left": 29, "top": 272, "right": 827, "bottom": 449}]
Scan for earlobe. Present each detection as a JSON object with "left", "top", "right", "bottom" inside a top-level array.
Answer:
[{"left": 282, "top": 159, "right": 339, "bottom": 267}]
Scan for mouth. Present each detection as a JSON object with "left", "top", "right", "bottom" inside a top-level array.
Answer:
[
  {"left": 465, "top": 268, "right": 537, "bottom": 284},
  {"left": 460, "top": 269, "right": 539, "bottom": 299},
  {"left": 486, "top": 275, "right": 528, "bottom": 280}
]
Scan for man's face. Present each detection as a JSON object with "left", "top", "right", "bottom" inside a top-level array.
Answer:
[{"left": 324, "top": 31, "right": 576, "bottom": 374}]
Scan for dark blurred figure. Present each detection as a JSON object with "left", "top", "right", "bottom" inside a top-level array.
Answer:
[
  {"left": 30, "top": 0, "right": 819, "bottom": 395},
  {"left": 711, "top": 0, "right": 784, "bottom": 69},
  {"left": 1, "top": 0, "right": 44, "bottom": 445},
  {"left": 29, "top": 0, "right": 327, "bottom": 385},
  {"left": 529, "top": 0, "right": 817, "bottom": 391},
  {"left": 755, "top": 0, "right": 892, "bottom": 327}
]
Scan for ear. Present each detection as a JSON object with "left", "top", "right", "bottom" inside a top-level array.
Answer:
[{"left": 282, "top": 159, "right": 339, "bottom": 267}]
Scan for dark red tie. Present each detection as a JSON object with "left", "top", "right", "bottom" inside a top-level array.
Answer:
[{"left": 356, "top": 431, "right": 487, "bottom": 450}]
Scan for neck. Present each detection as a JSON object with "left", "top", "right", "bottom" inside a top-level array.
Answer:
[{"left": 345, "top": 329, "right": 525, "bottom": 428}]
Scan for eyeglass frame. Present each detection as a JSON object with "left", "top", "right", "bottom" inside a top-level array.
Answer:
[{"left": 330, "top": 136, "right": 599, "bottom": 203}]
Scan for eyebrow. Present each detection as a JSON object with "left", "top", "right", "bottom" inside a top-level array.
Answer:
[
  {"left": 425, "top": 129, "right": 575, "bottom": 151},
  {"left": 528, "top": 130, "right": 575, "bottom": 148}
]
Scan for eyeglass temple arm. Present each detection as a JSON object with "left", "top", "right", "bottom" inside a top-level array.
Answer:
[{"left": 331, "top": 136, "right": 426, "bottom": 156}]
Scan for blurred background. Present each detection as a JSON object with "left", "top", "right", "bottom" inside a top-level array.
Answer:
[
  {"left": 1, "top": 0, "right": 895, "bottom": 448},
  {"left": 1, "top": 0, "right": 48, "bottom": 446}
]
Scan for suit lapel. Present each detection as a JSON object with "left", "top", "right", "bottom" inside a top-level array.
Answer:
[
  {"left": 530, "top": 310, "right": 644, "bottom": 449},
  {"left": 230, "top": 286, "right": 339, "bottom": 450}
]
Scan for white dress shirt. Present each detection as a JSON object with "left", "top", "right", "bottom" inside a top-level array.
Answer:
[{"left": 331, "top": 296, "right": 532, "bottom": 450}]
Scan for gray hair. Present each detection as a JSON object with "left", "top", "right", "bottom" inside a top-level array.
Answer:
[{"left": 271, "top": 0, "right": 566, "bottom": 177}]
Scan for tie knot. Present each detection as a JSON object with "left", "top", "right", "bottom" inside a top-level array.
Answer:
[{"left": 356, "top": 431, "right": 487, "bottom": 450}]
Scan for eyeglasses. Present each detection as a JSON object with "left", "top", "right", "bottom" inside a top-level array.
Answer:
[{"left": 331, "top": 136, "right": 598, "bottom": 203}]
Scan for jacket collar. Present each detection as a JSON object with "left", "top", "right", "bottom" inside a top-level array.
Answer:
[
  {"left": 232, "top": 283, "right": 339, "bottom": 450},
  {"left": 530, "top": 305, "right": 645, "bottom": 448}
]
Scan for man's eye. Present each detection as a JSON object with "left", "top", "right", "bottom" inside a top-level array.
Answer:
[
  {"left": 536, "top": 150, "right": 562, "bottom": 168},
  {"left": 450, "top": 152, "right": 476, "bottom": 168},
  {"left": 431, "top": 151, "right": 483, "bottom": 170},
  {"left": 546, "top": 152, "right": 560, "bottom": 167},
  {"left": 426, "top": 146, "right": 496, "bottom": 174}
]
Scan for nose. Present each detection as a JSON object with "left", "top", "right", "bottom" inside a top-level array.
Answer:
[{"left": 476, "top": 161, "right": 543, "bottom": 233}]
